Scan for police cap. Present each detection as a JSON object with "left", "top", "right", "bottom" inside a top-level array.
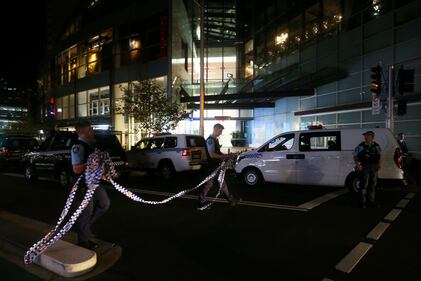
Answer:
[{"left": 362, "top": 130, "right": 375, "bottom": 137}]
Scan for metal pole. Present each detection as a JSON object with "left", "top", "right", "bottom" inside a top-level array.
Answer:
[
  {"left": 386, "top": 65, "right": 394, "bottom": 131},
  {"left": 199, "top": 0, "right": 205, "bottom": 136}
]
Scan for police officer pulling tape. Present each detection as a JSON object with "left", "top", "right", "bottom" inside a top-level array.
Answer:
[
  {"left": 71, "top": 120, "right": 110, "bottom": 249},
  {"left": 199, "top": 123, "right": 241, "bottom": 209},
  {"left": 353, "top": 130, "right": 382, "bottom": 208}
]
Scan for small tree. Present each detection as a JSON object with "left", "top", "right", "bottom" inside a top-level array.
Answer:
[{"left": 118, "top": 80, "right": 187, "bottom": 137}]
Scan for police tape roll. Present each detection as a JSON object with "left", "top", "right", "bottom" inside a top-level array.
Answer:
[{"left": 24, "top": 149, "right": 230, "bottom": 264}]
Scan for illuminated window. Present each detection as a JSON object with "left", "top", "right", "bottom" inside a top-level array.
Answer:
[
  {"left": 87, "top": 51, "right": 98, "bottom": 74},
  {"left": 129, "top": 38, "right": 141, "bottom": 62},
  {"left": 77, "top": 91, "right": 88, "bottom": 117},
  {"left": 373, "top": 0, "right": 381, "bottom": 16},
  {"left": 275, "top": 32, "right": 288, "bottom": 46},
  {"left": 86, "top": 87, "right": 110, "bottom": 116}
]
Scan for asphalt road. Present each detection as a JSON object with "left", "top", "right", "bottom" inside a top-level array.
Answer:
[{"left": 0, "top": 170, "right": 420, "bottom": 281}]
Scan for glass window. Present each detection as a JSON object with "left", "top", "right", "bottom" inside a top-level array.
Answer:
[
  {"left": 150, "top": 138, "right": 165, "bottom": 149},
  {"left": 78, "top": 104, "right": 87, "bottom": 117},
  {"left": 100, "top": 87, "right": 110, "bottom": 99},
  {"left": 62, "top": 96, "right": 69, "bottom": 108},
  {"left": 135, "top": 139, "right": 150, "bottom": 150},
  {"left": 299, "top": 132, "right": 341, "bottom": 151},
  {"left": 164, "top": 137, "right": 177, "bottom": 148},
  {"left": 240, "top": 109, "right": 253, "bottom": 118},
  {"left": 89, "top": 101, "right": 99, "bottom": 116},
  {"left": 39, "top": 137, "right": 53, "bottom": 151},
  {"left": 260, "top": 134, "right": 295, "bottom": 152},
  {"left": 222, "top": 109, "right": 239, "bottom": 118},
  {"left": 51, "top": 135, "right": 72, "bottom": 150},
  {"left": 69, "top": 94, "right": 75, "bottom": 106},
  {"left": 78, "top": 91, "right": 87, "bottom": 104},
  {"left": 186, "top": 136, "right": 206, "bottom": 148},
  {"left": 88, "top": 89, "right": 99, "bottom": 116},
  {"left": 100, "top": 99, "right": 110, "bottom": 115}
]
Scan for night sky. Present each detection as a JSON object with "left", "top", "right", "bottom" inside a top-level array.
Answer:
[{"left": 0, "top": 1, "right": 46, "bottom": 89}]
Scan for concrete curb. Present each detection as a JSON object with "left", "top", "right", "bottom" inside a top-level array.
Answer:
[{"left": 0, "top": 210, "right": 121, "bottom": 280}]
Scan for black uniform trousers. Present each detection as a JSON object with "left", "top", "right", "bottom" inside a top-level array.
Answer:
[
  {"left": 359, "top": 166, "right": 377, "bottom": 205},
  {"left": 77, "top": 182, "right": 110, "bottom": 243}
]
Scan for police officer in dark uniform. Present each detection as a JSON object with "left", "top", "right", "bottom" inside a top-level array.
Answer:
[
  {"left": 397, "top": 132, "right": 409, "bottom": 185},
  {"left": 199, "top": 123, "right": 240, "bottom": 208},
  {"left": 71, "top": 120, "right": 110, "bottom": 249},
  {"left": 353, "top": 131, "right": 382, "bottom": 208}
]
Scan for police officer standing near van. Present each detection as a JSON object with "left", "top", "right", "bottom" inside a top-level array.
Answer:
[
  {"left": 71, "top": 120, "right": 110, "bottom": 249},
  {"left": 199, "top": 123, "right": 240, "bottom": 208},
  {"left": 353, "top": 131, "right": 381, "bottom": 208}
]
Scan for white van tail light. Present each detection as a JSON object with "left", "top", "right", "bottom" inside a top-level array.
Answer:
[
  {"left": 394, "top": 148, "right": 402, "bottom": 169},
  {"left": 181, "top": 149, "right": 190, "bottom": 157}
]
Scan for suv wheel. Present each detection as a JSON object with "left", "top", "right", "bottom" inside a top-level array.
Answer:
[
  {"left": 58, "top": 169, "right": 71, "bottom": 188},
  {"left": 159, "top": 161, "right": 175, "bottom": 180},
  {"left": 24, "top": 164, "right": 38, "bottom": 183},
  {"left": 243, "top": 167, "right": 262, "bottom": 187}
]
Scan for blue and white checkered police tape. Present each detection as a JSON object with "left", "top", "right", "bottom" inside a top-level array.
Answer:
[{"left": 24, "top": 148, "right": 231, "bottom": 264}]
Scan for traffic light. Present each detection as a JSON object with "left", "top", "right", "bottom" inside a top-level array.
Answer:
[
  {"left": 370, "top": 65, "right": 382, "bottom": 96},
  {"left": 397, "top": 100, "right": 407, "bottom": 115},
  {"left": 48, "top": 97, "right": 56, "bottom": 117},
  {"left": 397, "top": 67, "right": 414, "bottom": 95}
]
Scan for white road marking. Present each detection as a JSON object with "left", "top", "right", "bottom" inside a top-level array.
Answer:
[
  {"left": 1, "top": 172, "right": 24, "bottom": 178},
  {"left": 127, "top": 188, "right": 309, "bottom": 211},
  {"left": 297, "top": 189, "right": 348, "bottom": 210},
  {"left": 384, "top": 209, "right": 402, "bottom": 222},
  {"left": 405, "top": 192, "right": 416, "bottom": 199},
  {"left": 0, "top": 172, "right": 344, "bottom": 212},
  {"left": 396, "top": 199, "right": 410, "bottom": 209},
  {"left": 366, "top": 222, "right": 390, "bottom": 241},
  {"left": 335, "top": 242, "right": 372, "bottom": 273},
  {"left": 0, "top": 172, "right": 55, "bottom": 182},
  {"left": 333, "top": 192, "right": 415, "bottom": 275}
]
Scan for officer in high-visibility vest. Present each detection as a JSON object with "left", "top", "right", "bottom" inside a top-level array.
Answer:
[
  {"left": 353, "top": 130, "right": 381, "bottom": 208},
  {"left": 199, "top": 123, "right": 240, "bottom": 208},
  {"left": 71, "top": 120, "right": 110, "bottom": 249}
]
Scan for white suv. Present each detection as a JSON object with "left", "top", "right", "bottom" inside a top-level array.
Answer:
[{"left": 126, "top": 134, "right": 208, "bottom": 179}]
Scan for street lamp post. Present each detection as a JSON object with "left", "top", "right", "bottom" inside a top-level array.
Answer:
[
  {"left": 199, "top": 0, "right": 205, "bottom": 136},
  {"left": 386, "top": 65, "right": 394, "bottom": 131}
]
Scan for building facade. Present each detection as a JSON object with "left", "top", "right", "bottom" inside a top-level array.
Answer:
[
  {"left": 0, "top": 78, "right": 31, "bottom": 132},
  {"left": 40, "top": 0, "right": 421, "bottom": 157},
  {"left": 239, "top": 0, "right": 421, "bottom": 158}
]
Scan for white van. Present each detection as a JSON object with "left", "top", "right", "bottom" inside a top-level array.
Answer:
[{"left": 235, "top": 128, "right": 403, "bottom": 189}]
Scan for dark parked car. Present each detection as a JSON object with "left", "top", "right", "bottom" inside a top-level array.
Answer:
[
  {"left": 23, "top": 130, "right": 128, "bottom": 187},
  {"left": 0, "top": 135, "right": 39, "bottom": 171}
]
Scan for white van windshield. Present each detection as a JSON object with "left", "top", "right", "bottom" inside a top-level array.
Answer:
[{"left": 260, "top": 134, "right": 295, "bottom": 152}]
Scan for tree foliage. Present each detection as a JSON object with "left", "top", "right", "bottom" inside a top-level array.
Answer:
[{"left": 117, "top": 80, "right": 187, "bottom": 136}]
